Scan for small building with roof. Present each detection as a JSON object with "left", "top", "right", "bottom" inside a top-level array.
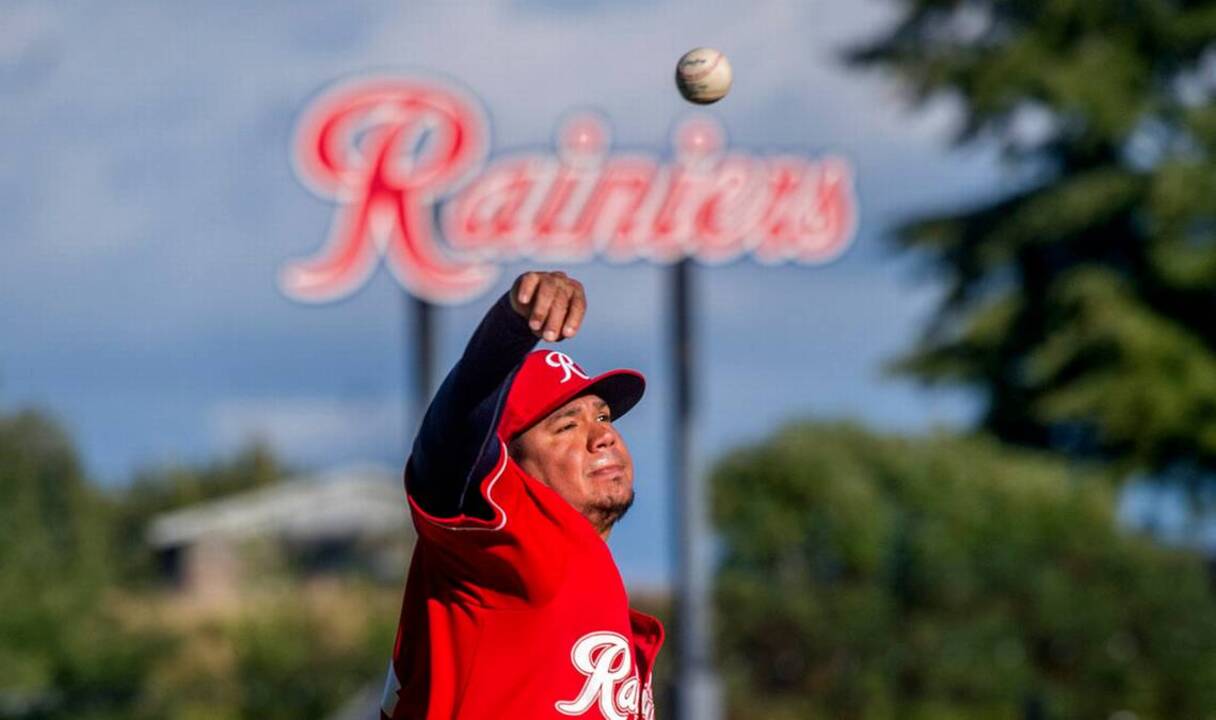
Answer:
[{"left": 147, "top": 463, "right": 413, "bottom": 599}]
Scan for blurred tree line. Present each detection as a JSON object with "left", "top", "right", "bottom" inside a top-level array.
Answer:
[
  {"left": 713, "top": 422, "right": 1216, "bottom": 719},
  {"left": 0, "top": 408, "right": 393, "bottom": 720},
  {"left": 0, "top": 410, "right": 158, "bottom": 719}
]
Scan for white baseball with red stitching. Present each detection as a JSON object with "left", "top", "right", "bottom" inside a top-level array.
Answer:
[{"left": 676, "top": 48, "right": 732, "bottom": 105}]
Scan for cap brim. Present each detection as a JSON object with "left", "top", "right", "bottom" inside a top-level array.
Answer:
[{"left": 583, "top": 369, "right": 646, "bottom": 421}]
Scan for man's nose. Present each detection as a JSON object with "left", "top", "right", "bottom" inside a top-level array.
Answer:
[{"left": 589, "top": 422, "right": 616, "bottom": 451}]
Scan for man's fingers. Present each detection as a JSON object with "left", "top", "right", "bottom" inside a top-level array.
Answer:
[
  {"left": 562, "top": 291, "right": 586, "bottom": 339},
  {"left": 516, "top": 273, "right": 541, "bottom": 306},
  {"left": 510, "top": 272, "right": 585, "bottom": 340},
  {"left": 529, "top": 280, "right": 559, "bottom": 332},
  {"left": 541, "top": 289, "right": 571, "bottom": 342}
]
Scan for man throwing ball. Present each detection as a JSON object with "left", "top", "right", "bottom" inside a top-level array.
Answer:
[{"left": 380, "top": 270, "right": 664, "bottom": 720}]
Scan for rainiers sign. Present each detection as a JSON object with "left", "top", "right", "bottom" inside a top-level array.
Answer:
[{"left": 282, "top": 77, "right": 857, "bottom": 305}]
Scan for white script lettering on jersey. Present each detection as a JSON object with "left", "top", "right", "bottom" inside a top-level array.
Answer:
[
  {"left": 555, "top": 631, "right": 654, "bottom": 720},
  {"left": 545, "top": 351, "right": 590, "bottom": 384}
]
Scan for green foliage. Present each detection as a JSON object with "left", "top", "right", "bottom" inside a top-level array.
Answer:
[
  {"left": 231, "top": 594, "right": 392, "bottom": 719},
  {"left": 848, "top": 0, "right": 1216, "bottom": 483},
  {"left": 0, "top": 410, "right": 108, "bottom": 590},
  {"left": 0, "top": 408, "right": 395, "bottom": 719},
  {"left": 0, "top": 409, "right": 165, "bottom": 719},
  {"left": 713, "top": 421, "right": 1216, "bottom": 719},
  {"left": 136, "top": 584, "right": 397, "bottom": 720}
]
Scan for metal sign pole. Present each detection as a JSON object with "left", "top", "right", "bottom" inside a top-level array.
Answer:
[
  {"left": 408, "top": 293, "right": 436, "bottom": 441},
  {"left": 670, "top": 259, "right": 722, "bottom": 720}
]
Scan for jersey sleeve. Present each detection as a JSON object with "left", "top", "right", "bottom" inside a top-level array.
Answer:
[
  {"left": 406, "top": 443, "right": 570, "bottom": 606},
  {"left": 406, "top": 292, "right": 537, "bottom": 520}
]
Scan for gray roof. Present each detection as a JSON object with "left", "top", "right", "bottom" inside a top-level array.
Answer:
[{"left": 147, "top": 463, "right": 412, "bottom": 548}]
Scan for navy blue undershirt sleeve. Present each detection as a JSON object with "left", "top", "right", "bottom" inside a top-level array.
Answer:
[{"left": 406, "top": 292, "right": 538, "bottom": 519}]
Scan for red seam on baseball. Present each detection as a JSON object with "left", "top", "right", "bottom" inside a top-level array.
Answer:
[{"left": 682, "top": 51, "right": 722, "bottom": 83}]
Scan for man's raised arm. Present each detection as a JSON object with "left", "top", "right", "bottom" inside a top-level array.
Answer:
[{"left": 407, "top": 271, "right": 587, "bottom": 518}]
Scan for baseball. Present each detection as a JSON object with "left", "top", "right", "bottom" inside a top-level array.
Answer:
[{"left": 675, "top": 47, "right": 732, "bottom": 105}]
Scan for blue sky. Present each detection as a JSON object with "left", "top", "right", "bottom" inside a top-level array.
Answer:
[{"left": 0, "top": 0, "right": 1023, "bottom": 585}]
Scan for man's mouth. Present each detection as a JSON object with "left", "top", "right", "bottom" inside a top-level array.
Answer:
[{"left": 588, "top": 463, "right": 624, "bottom": 478}]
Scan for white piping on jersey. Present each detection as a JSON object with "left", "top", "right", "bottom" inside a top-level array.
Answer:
[{"left": 423, "top": 439, "right": 510, "bottom": 532}]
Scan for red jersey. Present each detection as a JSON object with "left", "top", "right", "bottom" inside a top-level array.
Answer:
[{"left": 380, "top": 439, "right": 665, "bottom": 720}]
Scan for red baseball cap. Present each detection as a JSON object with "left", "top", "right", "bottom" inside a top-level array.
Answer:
[{"left": 498, "top": 350, "right": 646, "bottom": 441}]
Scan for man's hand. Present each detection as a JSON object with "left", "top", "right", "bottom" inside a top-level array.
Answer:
[{"left": 509, "top": 271, "right": 586, "bottom": 342}]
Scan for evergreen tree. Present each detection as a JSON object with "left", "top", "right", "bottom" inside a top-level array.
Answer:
[{"left": 849, "top": 0, "right": 1216, "bottom": 484}]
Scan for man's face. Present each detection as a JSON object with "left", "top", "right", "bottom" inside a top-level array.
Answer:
[{"left": 510, "top": 393, "right": 635, "bottom": 537}]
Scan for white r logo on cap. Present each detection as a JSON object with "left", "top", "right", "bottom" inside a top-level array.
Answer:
[{"left": 546, "top": 351, "right": 590, "bottom": 384}]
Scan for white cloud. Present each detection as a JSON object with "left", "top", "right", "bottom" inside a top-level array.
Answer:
[{"left": 207, "top": 396, "right": 403, "bottom": 463}]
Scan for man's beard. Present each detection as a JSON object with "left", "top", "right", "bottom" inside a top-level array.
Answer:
[{"left": 583, "top": 489, "right": 635, "bottom": 534}]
